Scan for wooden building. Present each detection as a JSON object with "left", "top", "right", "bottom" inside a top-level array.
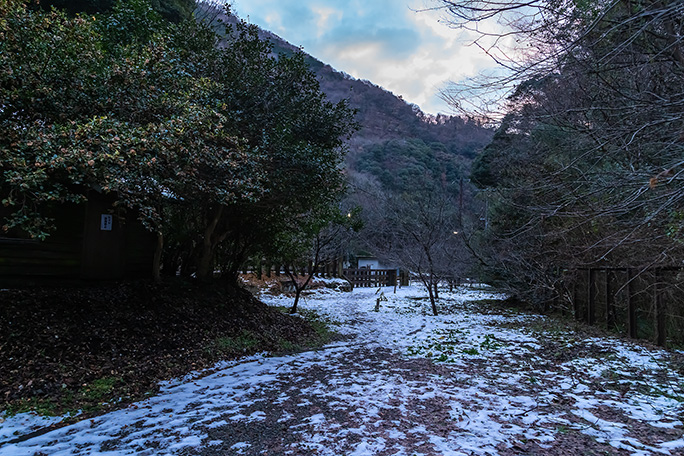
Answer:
[
  {"left": 356, "top": 255, "right": 396, "bottom": 271},
  {"left": 0, "top": 191, "right": 155, "bottom": 283},
  {"left": 344, "top": 255, "right": 410, "bottom": 288}
]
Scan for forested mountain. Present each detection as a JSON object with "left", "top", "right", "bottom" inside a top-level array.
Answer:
[
  {"left": 313, "top": 61, "right": 492, "bottom": 158},
  {"left": 213, "top": 10, "right": 493, "bottom": 189}
]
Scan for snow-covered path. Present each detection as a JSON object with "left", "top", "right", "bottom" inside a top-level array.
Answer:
[{"left": 2, "top": 284, "right": 684, "bottom": 455}]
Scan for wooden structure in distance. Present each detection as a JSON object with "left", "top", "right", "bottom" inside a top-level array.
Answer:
[{"left": 343, "top": 268, "right": 400, "bottom": 288}]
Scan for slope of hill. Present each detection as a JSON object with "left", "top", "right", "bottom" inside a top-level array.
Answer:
[
  {"left": 261, "top": 29, "right": 492, "bottom": 152},
  {"left": 252, "top": 24, "right": 493, "bottom": 191},
  {"left": 196, "top": 3, "right": 493, "bottom": 196},
  {"left": 199, "top": 3, "right": 493, "bottom": 190}
]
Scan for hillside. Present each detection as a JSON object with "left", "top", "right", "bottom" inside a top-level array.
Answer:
[
  {"left": 261, "top": 27, "right": 492, "bottom": 155},
  {"left": 207, "top": 7, "right": 493, "bottom": 187}
]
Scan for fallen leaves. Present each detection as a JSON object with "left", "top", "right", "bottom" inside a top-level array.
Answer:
[{"left": 0, "top": 280, "right": 319, "bottom": 417}]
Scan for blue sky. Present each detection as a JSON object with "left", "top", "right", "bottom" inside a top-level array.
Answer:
[{"left": 231, "top": 0, "right": 496, "bottom": 115}]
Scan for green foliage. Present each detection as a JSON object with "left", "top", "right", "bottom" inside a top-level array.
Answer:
[
  {"left": 96, "top": 0, "right": 166, "bottom": 51},
  {"left": 208, "top": 331, "right": 260, "bottom": 355},
  {"left": 35, "top": 0, "right": 115, "bottom": 14},
  {"left": 469, "top": 118, "right": 526, "bottom": 189},
  {"left": 149, "top": 0, "right": 194, "bottom": 22},
  {"left": 271, "top": 305, "right": 339, "bottom": 348},
  {"left": 666, "top": 211, "right": 684, "bottom": 243},
  {"left": 276, "top": 339, "right": 298, "bottom": 352},
  {"left": 296, "top": 308, "right": 339, "bottom": 344},
  {"left": 81, "top": 376, "right": 121, "bottom": 401},
  {"left": 0, "top": 1, "right": 256, "bottom": 237},
  {"left": 163, "top": 13, "right": 356, "bottom": 280},
  {"left": 37, "top": 0, "right": 194, "bottom": 22},
  {"left": 4, "top": 397, "right": 60, "bottom": 417},
  {"left": 0, "top": 1, "right": 355, "bottom": 281},
  {"left": 356, "top": 139, "right": 466, "bottom": 194},
  {"left": 478, "top": 334, "right": 502, "bottom": 351},
  {"left": 406, "top": 326, "right": 505, "bottom": 362},
  {"left": 5, "top": 375, "right": 122, "bottom": 417}
]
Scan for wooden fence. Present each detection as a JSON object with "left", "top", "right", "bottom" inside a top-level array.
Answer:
[
  {"left": 245, "top": 263, "right": 409, "bottom": 289},
  {"left": 249, "top": 260, "right": 344, "bottom": 279},
  {"left": 563, "top": 267, "right": 684, "bottom": 347},
  {"left": 343, "top": 268, "right": 398, "bottom": 288}
]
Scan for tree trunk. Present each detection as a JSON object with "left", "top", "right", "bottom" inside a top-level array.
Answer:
[
  {"left": 196, "top": 206, "right": 224, "bottom": 281},
  {"left": 152, "top": 231, "right": 163, "bottom": 283},
  {"left": 428, "top": 284, "right": 438, "bottom": 316},
  {"left": 196, "top": 244, "right": 214, "bottom": 281},
  {"left": 290, "top": 290, "right": 302, "bottom": 314},
  {"left": 419, "top": 273, "right": 438, "bottom": 316}
]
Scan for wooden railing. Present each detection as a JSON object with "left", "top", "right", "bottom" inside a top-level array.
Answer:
[
  {"left": 343, "top": 268, "right": 397, "bottom": 288},
  {"left": 563, "top": 266, "right": 684, "bottom": 347}
]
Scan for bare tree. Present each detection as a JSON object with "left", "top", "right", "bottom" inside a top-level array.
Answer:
[
  {"left": 352, "top": 174, "right": 473, "bottom": 315},
  {"left": 282, "top": 229, "right": 332, "bottom": 314},
  {"left": 274, "top": 212, "right": 359, "bottom": 314},
  {"left": 432, "top": 0, "right": 684, "bottom": 309}
]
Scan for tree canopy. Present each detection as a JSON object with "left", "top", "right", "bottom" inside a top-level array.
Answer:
[
  {"left": 436, "top": 0, "right": 684, "bottom": 307},
  {"left": 0, "top": 0, "right": 356, "bottom": 283},
  {"left": 36, "top": 0, "right": 195, "bottom": 22}
]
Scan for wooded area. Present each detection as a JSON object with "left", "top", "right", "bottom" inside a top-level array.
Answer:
[
  {"left": 563, "top": 266, "right": 684, "bottom": 347},
  {"left": 4, "top": 3, "right": 684, "bottom": 444},
  {"left": 435, "top": 0, "right": 684, "bottom": 344},
  {"left": 3, "top": 0, "right": 680, "bottom": 348},
  {"left": 0, "top": 0, "right": 355, "bottom": 285}
]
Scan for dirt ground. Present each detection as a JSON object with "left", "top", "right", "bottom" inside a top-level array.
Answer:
[{"left": 0, "top": 279, "right": 323, "bottom": 420}]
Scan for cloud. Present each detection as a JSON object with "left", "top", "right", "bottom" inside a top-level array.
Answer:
[
  {"left": 311, "top": 6, "right": 343, "bottom": 38},
  {"left": 323, "top": 26, "right": 420, "bottom": 60},
  {"left": 231, "top": 0, "right": 497, "bottom": 115}
]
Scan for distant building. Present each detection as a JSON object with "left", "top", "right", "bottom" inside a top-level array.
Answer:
[
  {"left": 346, "top": 255, "right": 409, "bottom": 287},
  {"left": 356, "top": 255, "right": 396, "bottom": 271}
]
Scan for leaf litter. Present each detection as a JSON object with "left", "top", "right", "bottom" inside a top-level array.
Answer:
[{"left": 2, "top": 281, "right": 684, "bottom": 455}]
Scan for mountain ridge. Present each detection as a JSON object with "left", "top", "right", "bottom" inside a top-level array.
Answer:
[
  {"left": 260, "top": 25, "right": 493, "bottom": 165},
  {"left": 199, "top": 3, "right": 493, "bottom": 191}
]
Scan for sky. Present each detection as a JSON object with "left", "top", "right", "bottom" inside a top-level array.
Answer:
[{"left": 230, "top": 0, "right": 497, "bottom": 116}]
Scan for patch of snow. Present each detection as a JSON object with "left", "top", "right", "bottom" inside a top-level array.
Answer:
[{"left": 2, "top": 283, "right": 683, "bottom": 455}]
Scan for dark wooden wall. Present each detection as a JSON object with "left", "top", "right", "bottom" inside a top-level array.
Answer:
[
  {"left": 0, "top": 202, "right": 84, "bottom": 280},
  {"left": 0, "top": 192, "right": 154, "bottom": 283}
]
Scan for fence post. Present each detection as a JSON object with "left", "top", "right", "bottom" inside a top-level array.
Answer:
[
  {"left": 628, "top": 268, "right": 637, "bottom": 338},
  {"left": 573, "top": 270, "right": 580, "bottom": 321},
  {"left": 554, "top": 278, "right": 561, "bottom": 316},
  {"left": 605, "top": 269, "right": 614, "bottom": 331},
  {"left": 587, "top": 268, "right": 596, "bottom": 325},
  {"left": 654, "top": 268, "right": 666, "bottom": 347}
]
